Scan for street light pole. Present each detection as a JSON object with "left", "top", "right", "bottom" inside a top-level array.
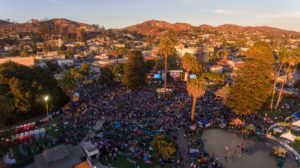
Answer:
[{"left": 44, "top": 96, "right": 49, "bottom": 117}]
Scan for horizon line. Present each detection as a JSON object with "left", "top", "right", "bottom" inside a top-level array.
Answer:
[{"left": 2, "top": 17, "right": 300, "bottom": 33}]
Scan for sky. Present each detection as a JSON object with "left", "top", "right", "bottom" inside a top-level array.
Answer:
[{"left": 1, "top": 0, "right": 300, "bottom": 31}]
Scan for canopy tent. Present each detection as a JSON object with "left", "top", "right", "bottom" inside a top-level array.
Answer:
[
  {"left": 292, "top": 120, "right": 300, "bottom": 127},
  {"left": 73, "top": 92, "right": 80, "bottom": 102},
  {"left": 63, "top": 104, "right": 71, "bottom": 110},
  {"left": 294, "top": 113, "right": 300, "bottom": 118},
  {"left": 189, "top": 125, "right": 197, "bottom": 131},
  {"left": 198, "top": 120, "right": 211, "bottom": 128},
  {"left": 82, "top": 80, "right": 94, "bottom": 85},
  {"left": 156, "top": 88, "right": 173, "bottom": 94},
  {"left": 246, "top": 124, "right": 256, "bottom": 131},
  {"left": 230, "top": 118, "right": 245, "bottom": 126},
  {"left": 273, "top": 146, "right": 287, "bottom": 154},
  {"left": 280, "top": 132, "right": 296, "bottom": 142},
  {"left": 112, "top": 122, "right": 121, "bottom": 129},
  {"left": 273, "top": 146, "right": 287, "bottom": 158},
  {"left": 189, "top": 148, "right": 200, "bottom": 154},
  {"left": 273, "top": 128, "right": 283, "bottom": 133}
]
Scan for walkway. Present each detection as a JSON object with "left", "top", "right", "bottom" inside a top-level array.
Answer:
[{"left": 176, "top": 127, "right": 189, "bottom": 168}]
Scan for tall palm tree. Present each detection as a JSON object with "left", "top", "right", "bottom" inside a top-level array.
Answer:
[
  {"left": 274, "top": 48, "right": 300, "bottom": 112},
  {"left": 59, "top": 72, "right": 77, "bottom": 100},
  {"left": 182, "top": 53, "right": 202, "bottom": 80},
  {"left": 70, "top": 68, "right": 84, "bottom": 83},
  {"left": 42, "top": 41, "right": 49, "bottom": 57},
  {"left": 182, "top": 53, "right": 193, "bottom": 79},
  {"left": 270, "top": 49, "right": 286, "bottom": 112},
  {"left": 187, "top": 77, "right": 206, "bottom": 122},
  {"left": 159, "top": 36, "right": 175, "bottom": 96}
]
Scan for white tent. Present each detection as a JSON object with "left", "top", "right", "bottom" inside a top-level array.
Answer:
[
  {"left": 39, "top": 128, "right": 46, "bottom": 137},
  {"left": 280, "top": 132, "right": 296, "bottom": 142},
  {"left": 292, "top": 120, "right": 300, "bottom": 127},
  {"left": 273, "top": 128, "right": 283, "bottom": 133},
  {"left": 189, "top": 148, "right": 200, "bottom": 154}
]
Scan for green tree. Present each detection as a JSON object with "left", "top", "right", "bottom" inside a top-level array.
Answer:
[
  {"left": 20, "top": 48, "right": 29, "bottom": 57},
  {"left": 76, "top": 28, "right": 87, "bottom": 42},
  {"left": 202, "top": 72, "right": 225, "bottom": 83},
  {"left": 182, "top": 53, "right": 203, "bottom": 76},
  {"left": 59, "top": 72, "right": 77, "bottom": 99},
  {"left": 226, "top": 59, "right": 273, "bottom": 114},
  {"left": 31, "top": 42, "right": 38, "bottom": 54},
  {"left": 122, "top": 51, "right": 146, "bottom": 88},
  {"left": 245, "top": 41, "right": 274, "bottom": 64},
  {"left": 0, "top": 62, "right": 67, "bottom": 126},
  {"left": 270, "top": 48, "right": 287, "bottom": 112},
  {"left": 42, "top": 41, "right": 49, "bottom": 57},
  {"left": 187, "top": 77, "right": 206, "bottom": 121},
  {"left": 69, "top": 68, "right": 84, "bottom": 82},
  {"left": 151, "top": 135, "right": 176, "bottom": 160},
  {"left": 274, "top": 48, "right": 300, "bottom": 111},
  {"left": 159, "top": 36, "right": 176, "bottom": 96},
  {"left": 154, "top": 54, "right": 180, "bottom": 71},
  {"left": 80, "top": 63, "right": 90, "bottom": 78},
  {"left": 0, "top": 95, "right": 15, "bottom": 128},
  {"left": 99, "top": 66, "right": 114, "bottom": 85}
]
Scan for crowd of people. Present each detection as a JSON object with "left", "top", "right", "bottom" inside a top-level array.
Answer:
[
  {"left": 2, "top": 79, "right": 267, "bottom": 167},
  {"left": 62, "top": 81, "right": 244, "bottom": 167}
]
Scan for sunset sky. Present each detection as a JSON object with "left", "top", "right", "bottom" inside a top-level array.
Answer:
[{"left": 1, "top": 0, "right": 300, "bottom": 31}]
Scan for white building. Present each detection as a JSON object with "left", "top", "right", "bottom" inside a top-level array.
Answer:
[
  {"left": 175, "top": 46, "right": 198, "bottom": 57},
  {"left": 82, "top": 142, "right": 99, "bottom": 164}
]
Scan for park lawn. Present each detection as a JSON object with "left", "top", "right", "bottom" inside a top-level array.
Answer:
[
  {"left": 100, "top": 155, "right": 160, "bottom": 168},
  {"left": 45, "top": 127, "right": 61, "bottom": 138},
  {"left": 112, "top": 156, "right": 132, "bottom": 168},
  {"left": 291, "top": 141, "right": 300, "bottom": 155}
]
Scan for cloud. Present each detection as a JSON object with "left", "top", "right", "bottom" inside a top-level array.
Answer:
[
  {"left": 213, "top": 9, "right": 249, "bottom": 15},
  {"left": 213, "top": 9, "right": 225, "bottom": 14},
  {"left": 46, "top": 0, "right": 64, "bottom": 3}
]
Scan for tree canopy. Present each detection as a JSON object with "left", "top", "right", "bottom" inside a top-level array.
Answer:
[
  {"left": 182, "top": 53, "right": 203, "bottom": 74},
  {"left": 59, "top": 72, "right": 77, "bottom": 98},
  {"left": 245, "top": 41, "right": 274, "bottom": 64},
  {"left": 122, "top": 50, "right": 147, "bottom": 88},
  {"left": 187, "top": 77, "right": 207, "bottom": 121},
  {"left": 151, "top": 135, "right": 176, "bottom": 160},
  {"left": 226, "top": 59, "right": 273, "bottom": 114},
  {"left": 99, "top": 66, "right": 115, "bottom": 85},
  {"left": 0, "top": 62, "right": 67, "bottom": 127}
]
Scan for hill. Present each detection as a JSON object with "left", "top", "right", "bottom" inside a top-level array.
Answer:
[
  {"left": 0, "top": 18, "right": 90, "bottom": 34},
  {"left": 124, "top": 20, "right": 194, "bottom": 35},
  {"left": 0, "top": 19, "right": 12, "bottom": 26},
  {"left": 123, "top": 20, "right": 299, "bottom": 36}
]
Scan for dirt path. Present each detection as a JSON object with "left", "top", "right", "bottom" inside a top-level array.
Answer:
[{"left": 176, "top": 127, "right": 189, "bottom": 168}]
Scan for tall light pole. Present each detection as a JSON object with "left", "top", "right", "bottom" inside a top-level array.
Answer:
[{"left": 44, "top": 96, "right": 49, "bottom": 117}]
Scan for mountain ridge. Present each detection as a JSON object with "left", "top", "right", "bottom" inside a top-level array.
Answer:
[
  {"left": 122, "top": 19, "right": 300, "bottom": 36},
  {"left": 0, "top": 18, "right": 299, "bottom": 36},
  {"left": 0, "top": 18, "right": 90, "bottom": 34}
]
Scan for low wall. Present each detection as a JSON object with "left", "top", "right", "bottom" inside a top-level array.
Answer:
[{"left": 266, "top": 134, "right": 300, "bottom": 165}]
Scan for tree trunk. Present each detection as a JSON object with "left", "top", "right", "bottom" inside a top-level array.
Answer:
[
  {"left": 191, "top": 96, "right": 197, "bottom": 122},
  {"left": 275, "top": 65, "right": 290, "bottom": 112},
  {"left": 270, "top": 63, "right": 282, "bottom": 112},
  {"left": 185, "top": 71, "right": 189, "bottom": 82},
  {"left": 164, "top": 55, "right": 168, "bottom": 97}
]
